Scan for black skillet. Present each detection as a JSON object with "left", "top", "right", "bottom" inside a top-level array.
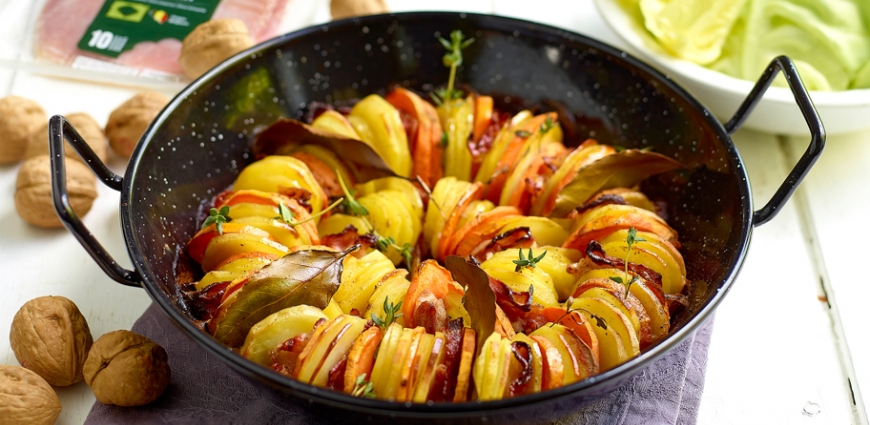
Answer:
[{"left": 48, "top": 12, "right": 824, "bottom": 424}]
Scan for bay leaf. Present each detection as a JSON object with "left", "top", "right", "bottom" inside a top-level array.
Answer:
[
  {"left": 550, "top": 149, "right": 684, "bottom": 217},
  {"left": 251, "top": 118, "right": 396, "bottom": 182},
  {"left": 210, "top": 246, "right": 354, "bottom": 347},
  {"left": 445, "top": 255, "right": 495, "bottom": 358}
]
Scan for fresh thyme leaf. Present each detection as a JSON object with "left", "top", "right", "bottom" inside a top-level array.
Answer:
[
  {"left": 372, "top": 296, "right": 403, "bottom": 330},
  {"left": 620, "top": 226, "right": 646, "bottom": 295},
  {"left": 609, "top": 276, "right": 624, "bottom": 284},
  {"left": 515, "top": 130, "right": 532, "bottom": 138},
  {"left": 440, "top": 131, "right": 449, "bottom": 148},
  {"left": 513, "top": 248, "right": 547, "bottom": 272},
  {"left": 375, "top": 236, "right": 396, "bottom": 252},
  {"left": 400, "top": 243, "right": 413, "bottom": 267},
  {"left": 431, "top": 30, "right": 474, "bottom": 105},
  {"left": 614, "top": 145, "right": 627, "bottom": 152},
  {"left": 338, "top": 173, "right": 369, "bottom": 216},
  {"left": 202, "top": 206, "right": 232, "bottom": 235},
  {"left": 352, "top": 374, "right": 376, "bottom": 398},
  {"left": 539, "top": 116, "right": 554, "bottom": 134},
  {"left": 276, "top": 202, "right": 294, "bottom": 223}
]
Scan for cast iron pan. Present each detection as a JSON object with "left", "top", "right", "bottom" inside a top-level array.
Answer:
[{"left": 47, "top": 12, "right": 824, "bottom": 424}]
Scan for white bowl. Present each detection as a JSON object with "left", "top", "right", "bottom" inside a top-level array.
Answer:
[{"left": 593, "top": 0, "right": 870, "bottom": 136}]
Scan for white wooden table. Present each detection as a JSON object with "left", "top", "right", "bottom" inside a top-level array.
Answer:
[{"left": 0, "top": 1, "right": 866, "bottom": 424}]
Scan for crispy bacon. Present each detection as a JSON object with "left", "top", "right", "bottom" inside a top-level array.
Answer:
[
  {"left": 270, "top": 332, "right": 312, "bottom": 377},
  {"left": 508, "top": 341, "right": 534, "bottom": 397},
  {"left": 320, "top": 226, "right": 378, "bottom": 256},
  {"left": 183, "top": 281, "right": 231, "bottom": 321},
  {"left": 575, "top": 194, "right": 629, "bottom": 215},
  {"left": 277, "top": 187, "right": 313, "bottom": 211},
  {"left": 487, "top": 275, "right": 532, "bottom": 321},
  {"left": 585, "top": 240, "right": 664, "bottom": 289},
  {"left": 428, "top": 318, "right": 464, "bottom": 402},
  {"left": 471, "top": 227, "right": 535, "bottom": 262},
  {"left": 326, "top": 356, "right": 348, "bottom": 391}
]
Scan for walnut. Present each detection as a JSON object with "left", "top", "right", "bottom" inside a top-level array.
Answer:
[
  {"left": 0, "top": 365, "right": 61, "bottom": 425},
  {"left": 83, "top": 330, "right": 171, "bottom": 406},
  {"left": 9, "top": 296, "right": 93, "bottom": 387},
  {"left": 0, "top": 96, "right": 46, "bottom": 164},
  {"left": 15, "top": 155, "right": 97, "bottom": 228},
  {"left": 105, "top": 92, "right": 169, "bottom": 158},
  {"left": 330, "top": 0, "right": 389, "bottom": 20},
  {"left": 179, "top": 18, "right": 254, "bottom": 79},
  {"left": 25, "top": 112, "right": 108, "bottom": 164}
]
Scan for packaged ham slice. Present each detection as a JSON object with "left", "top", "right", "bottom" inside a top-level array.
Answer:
[{"left": 30, "top": 0, "right": 313, "bottom": 82}]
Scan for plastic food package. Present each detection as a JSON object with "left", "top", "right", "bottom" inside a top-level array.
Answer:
[{"left": 0, "top": 0, "right": 324, "bottom": 89}]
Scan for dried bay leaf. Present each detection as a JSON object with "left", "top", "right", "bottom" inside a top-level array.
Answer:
[
  {"left": 209, "top": 246, "right": 355, "bottom": 347},
  {"left": 550, "top": 150, "right": 683, "bottom": 217},
  {"left": 445, "top": 256, "right": 494, "bottom": 358},
  {"left": 251, "top": 118, "right": 396, "bottom": 182}
]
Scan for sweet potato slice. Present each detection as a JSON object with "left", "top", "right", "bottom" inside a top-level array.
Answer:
[
  {"left": 435, "top": 181, "right": 484, "bottom": 261},
  {"left": 453, "top": 327, "right": 477, "bottom": 402},
  {"left": 343, "top": 325, "right": 384, "bottom": 393},
  {"left": 404, "top": 260, "right": 464, "bottom": 329},
  {"left": 443, "top": 206, "right": 521, "bottom": 259},
  {"left": 386, "top": 88, "right": 444, "bottom": 188},
  {"left": 529, "top": 334, "right": 564, "bottom": 391},
  {"left": 563, "top": 205, "right": 679, "bottom": 252},
  {"left": 484, "top": 113, "right": 557, "bottom": 202}
]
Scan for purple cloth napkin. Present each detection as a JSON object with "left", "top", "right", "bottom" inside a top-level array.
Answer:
[{"left": 86, "top": 303, "right": 713, "bottom": 425}]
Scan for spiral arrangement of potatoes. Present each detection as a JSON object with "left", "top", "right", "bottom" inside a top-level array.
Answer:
[{"left": 181, "top": 86, "right": 689, "bottom": 402}]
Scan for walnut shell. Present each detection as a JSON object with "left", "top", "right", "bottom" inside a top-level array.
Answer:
[
  {"left": 105, "top": 92, "right": 169, "bottom": 158},
  {"left": 10, "top": 296, "right": 93, "bottom": 387},
  {"left": 83, "top": 330, "right": 171, "bottom": 406},
  {"left": 0, "top": 96, "right": 46, "bottom": 164},
  {"left": 0, "top": 365, "right": 61, "bottom": 425},
  {"left": 15, "top": 155, "right": 97, "bottom": 228},
  {"left": 25, "top": 112, "right": 108, "bottom": 164},
  {"left": 330, "top": 0, "right": 388, "bottom": 20},
  {"left": 179, "top": 18, "right": 254, "bottom": 79}
]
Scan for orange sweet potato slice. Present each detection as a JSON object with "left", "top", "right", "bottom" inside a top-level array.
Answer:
[
  {"left": 483, "top": 113, "right": 557, "bottom": 202},
  {"left": 435, "top": 181, "right": 484, "bottom": 261},
  {"left": 343, "top": 325, "right": 384, "bottom": 393},
  {"left": 453, "top": 327, "right": 477, "bottom": 402}
]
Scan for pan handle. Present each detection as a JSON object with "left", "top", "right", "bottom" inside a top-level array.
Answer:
[
  {"left": 722, "top": 56, "right": 826, "bottom": 227},
  {"left": 49, "top": 115, "right": 141, "bottom": 287}
]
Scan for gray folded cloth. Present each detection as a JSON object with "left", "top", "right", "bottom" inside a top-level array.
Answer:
[{"left": 86, "top": 303, "right": 713, "bottom": 425}]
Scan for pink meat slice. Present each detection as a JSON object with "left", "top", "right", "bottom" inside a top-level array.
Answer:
[{"left": 35, "top": 0, "right": 290, "bottom": 75}]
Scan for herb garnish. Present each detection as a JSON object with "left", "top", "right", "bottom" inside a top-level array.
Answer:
[
  {"left": 550, "top": 296, "right": 607, "bottom": 330},
  {"left": 351, "top": 373, "right": 376, "bottom": 399},
  {"left": 431, "top": 30, "right": 475, "bottom": 105},
  {"left": 202, "top": 206, "right": 232, "bottom": 235},
  {"left": 609, "top": 226, "right": 646, "bottom": 296},
  {"left": 275, "top": 198, "right": 343, "bottom": 227},
  {"left": 337, "top": 173, "right": 369, "bottom": 216},
  {"left": 513, "top": 248, "right": 547, "bottom": 272},
  {"left": 371, "top": 296, "right": 403, "bottom": 330},
  {"left": 375, "top": 234, "right": 413, "bottom": 267},
  {"left": 539, "top": 116, "right": 554, "bottom": 134}
]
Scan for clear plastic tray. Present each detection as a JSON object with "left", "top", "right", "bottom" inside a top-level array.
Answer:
[{"left": 0, "top": 0, "right": 325, "bottom": 90}]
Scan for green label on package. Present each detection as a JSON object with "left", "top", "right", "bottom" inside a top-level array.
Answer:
[{"left": 77, "top": 0, "right": 220, "bottom": 58}]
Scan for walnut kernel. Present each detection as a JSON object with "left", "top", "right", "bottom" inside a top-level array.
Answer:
[
  {"left": 15, "top": 155, "right": 97, "bottom": 228},
  {"left": 105, "top": 92, "right": 169, "bottom": 158},
  {"left": 83, "top": 330, "right": 171, "bottom": 406},
  {"left": 0, "top": 365, "right": 61, "bottom": 425},
  {"left": 179, "top": 18, "right": 254, "bottom": 79},
  {"left": 25, "top": 112, "right": 108, "bottom": 163},
  {"left": 0, "top": 96, "right": 46, "bottom": 164},
  {"left": 10, "top": 296, "right": 93, "bottom": 386}
]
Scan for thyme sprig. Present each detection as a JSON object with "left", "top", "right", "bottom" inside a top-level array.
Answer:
[
  {"left": 375, "top": 234, "right": 413, "bottom": 267},
  {"left": 431, "top": 30, "right": 475, "bottom": 105},
  {"left": 371, "top": 295, "right": 403, "bottom": 330},
  {"left": 351, "top": 374, "right": 376, "bottom": 399},
  {"left": 275, "top": 198, "right": 343, "bottom": 227},
  {"left": 337, "top": 173, "right": 369, "bottom": 216},
  {"left": 513, "top": 248, "right": 547, "bottom": 272},
  {"left": 609, "top": 226, "right": 646, "bottom": 296},
  {"left": 202, "top": 206, "right": 232, "bottom": 235}
]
